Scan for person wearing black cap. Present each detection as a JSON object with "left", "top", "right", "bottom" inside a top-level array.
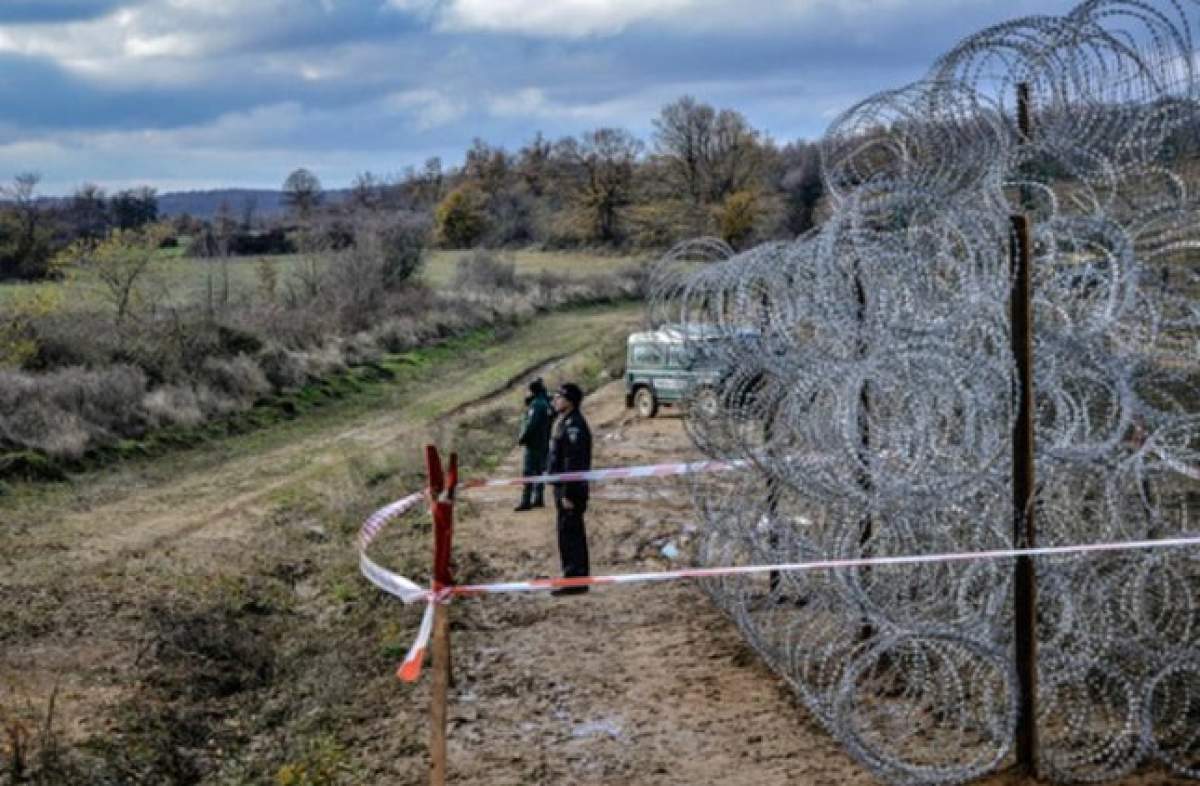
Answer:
[
  {"left": 515, "top": 378, "right": 553, "bottom": 511},
  {"left": 546, "top": 382, "right": 592, "bottom": 594}
]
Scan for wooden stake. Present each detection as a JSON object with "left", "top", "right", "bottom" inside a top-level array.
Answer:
[
  {"left": 1011, "top": 82, "right": 1039, "bottom": 778},
  {"left": 425, "top": 446, "right": 458, "bottom": 786},
  {"left": 854, "top": 265, "right": 874, "bottom": 643},
  {"left": 430, "top": 606, "right": 450, "bottom": 786}
]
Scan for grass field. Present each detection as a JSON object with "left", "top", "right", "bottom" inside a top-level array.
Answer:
[{"left": 0, "top": 248, "right": 646, "bottom": 310}]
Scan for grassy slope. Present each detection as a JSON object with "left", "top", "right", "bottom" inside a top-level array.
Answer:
[
  {"left": 0, "top": 301, "right": 640, "bottom": 521},
  {"left": 0, "top": 300, "right": 639, "bottom": 784},
  {"left": 0, "top": 249, "right": 642, "bottom": 309}
]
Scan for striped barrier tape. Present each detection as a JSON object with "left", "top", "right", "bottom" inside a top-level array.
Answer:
[
  {"left": 357, "top": 454, "right": 1200, "bottom": 682},
  {"left": 459, "top": 457, "right": 752, "bottom": 489}
]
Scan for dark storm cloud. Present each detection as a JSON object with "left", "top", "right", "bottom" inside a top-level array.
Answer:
[
  {"left": 0, "top": 0, "right": 126, "bottom": 25},
  {"left": 0, "top": 0, "right": 1092, "bottom": 192}
]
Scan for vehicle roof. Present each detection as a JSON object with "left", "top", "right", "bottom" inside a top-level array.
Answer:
[{"left": 628, "top": 323, "right": 757, "bottom": 344}]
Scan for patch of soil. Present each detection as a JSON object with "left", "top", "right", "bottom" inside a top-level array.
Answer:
[{"left": 420, "top": 383, "right": 879, "bottom": 785}]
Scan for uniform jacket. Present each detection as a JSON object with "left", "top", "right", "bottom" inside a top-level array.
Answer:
[
  {"left": 547, "top": 407, "right": 592, "bottom": 503},
  {"left": 517, "top": 392, "right": 553, "bottom": 455}
]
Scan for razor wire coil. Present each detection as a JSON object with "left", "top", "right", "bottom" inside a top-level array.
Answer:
[{"left": 654, "top": 1, "right": 1200, "bottom": 782}]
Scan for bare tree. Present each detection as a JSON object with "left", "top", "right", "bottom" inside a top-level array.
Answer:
[
  {"left": 653, "top": 97, "right": 767, "bottom": 206},
  {"left": 240, "top": 194, "right": 258, "bottom": 230},
  {"left": 707, "top": 108, "right": 765, "bottom": 202},
  {"left": 775, "top": 140, "right": 825, "bottom": 234},
  {"left": 462, "top": 139, "right": 510, "bottom": 200},
  {"left": 653, "top": 96, "right": 713, "bottom": 206},
  {"left": 282, "top": 167, "right": 323, "bottom": 220},
  {"left": 350, "top": 171, "right": 383, "bottom": 211},
  {"left": 70, "top": 225, "right": 172, "bottom": 325},
  {"left": 0, "top": 172, "right": 54, "bottom": 280},
  {"left": 556, "top": 128, "right": 644, "bottom": 245},
  {"left": 111, "top": 186, "right": 158, "bottom": 230},
  {"left": 68, "top": 183, "right": 110, "bottom": 244},
  {"left": 517, "top": 132, "right": 554, "bottom": 197}
]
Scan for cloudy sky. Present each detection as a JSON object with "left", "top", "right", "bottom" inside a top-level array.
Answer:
[{"left": 0, "top": 0, "right": 1082, "bottom": 195}]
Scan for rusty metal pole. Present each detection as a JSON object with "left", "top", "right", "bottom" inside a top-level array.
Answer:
[
  {"left": 1012, "top": 81, "right": 1039, "bottom": 779},
  {"left": 425, "top": 446, "right": 458, "bottom": 786}
]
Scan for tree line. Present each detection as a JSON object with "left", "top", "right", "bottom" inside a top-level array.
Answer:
[
  {"left": 0, "top": 175, "right": 160, "bottom": 281},
  {"left": 339, "top": 95, "right": 824, "bottom": 253},
  {"left": 0, "top": 96, "right": 825, "bottom": 282}
]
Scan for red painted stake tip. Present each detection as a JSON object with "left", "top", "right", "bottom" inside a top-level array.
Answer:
[{"left": 398, "top": 650, "right": 425, "bottom": 682}]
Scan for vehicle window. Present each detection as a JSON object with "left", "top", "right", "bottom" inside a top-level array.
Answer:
[
  {"left": 631, "top": 343, "right": 664, "bottom": 366},
  {"left": 667, "top": 346, "right": 691, "bottom": 368}
]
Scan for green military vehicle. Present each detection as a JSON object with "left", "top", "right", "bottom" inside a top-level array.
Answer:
[{"left": 623, "top": 325, "right": 734, "bottom": 418}]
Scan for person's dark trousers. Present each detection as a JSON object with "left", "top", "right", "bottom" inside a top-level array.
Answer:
[
  {"left": 519, "top": 481, "right": 545, "bottom": 508},
  {"left": 554, "top": 490, "right": 590, "bottom": 578},
  {"left": 519, "top": 449, "right": 547, "bottom": 508}
]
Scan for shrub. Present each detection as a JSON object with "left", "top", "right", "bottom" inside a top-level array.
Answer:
[
  {"left": 435, "top": 185, "right": 489, "bottom": 247},
  {"left": 371, "top": 318, "right": 421, "bottom": 353},
  {"left": 217, "top": 323, "right": 263, "bottom": 356},
  {"left": 257, "top": 345, "right": 308, "bottom": 391},
  {"left": 452, "top": 249, "right": 522, "bottom": 292},
  {"left": 42, "top": 364, "right": 149, "bottom": 441},
  {"left": 340, "top": 332, "right": 382, "bottom": 366},
  {"left": 200, "top": 354, "right": 271, "bottom": 404},
  {"left": 373, "top": 213, "right": 429, "bottom": 289},
  {"left": 0, "top": 366, "right": 151, "bottom": 458},
  {"left": 717, "top": 190, "right": 759, "bottom": 250},
  {"left": 295, "top": 345, "right": 347, "bottom": 381},
  {"left": 142, "top": 385, "right": 205, "bottom": 429},
  {"left": 0, "top": 370, "right": 36, "bottom": 416},
  {"left": 0, "top": 287, "right": 62, "bottom": 369},
  {"left": 27, "top": 310, "right": 116, "bottom": 370},
  {"left": 0, "top": 399, "right": 90, "bottom": 460}
]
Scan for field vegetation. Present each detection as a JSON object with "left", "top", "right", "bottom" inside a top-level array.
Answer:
[
  {"left": 0, "top": 304, "right": 638, "bottom": 785},
  {"left": 0, "top": 230, "right": 643, "bottom": 483}
]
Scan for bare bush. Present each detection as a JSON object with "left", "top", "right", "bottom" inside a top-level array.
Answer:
[
  {"left": 299, "top": 345, "right": 347, "bottom": 380},
  {"left": 256, "top": 345, "right": 308, "bottom": 391},
  {"left": 199, "top": 355, "right": 271, "bottom": 404},
  {"left": 340, "top": 332, "right": 383, "bottom": 366},
  {"left": 371, "top": 317, "right": 422, "bottom": 353},
  {"left": 142, "top": 385, "right": 204, "bottom": 429},
  {"left": 51, "top": 366, "right": 147, "bottom": 442},
  {"left": 191, "top": 384, "right": 243, "bottom": 418},
  {"left": 26, "top": 310, "right": 118, "bottom": 370},
  {"left": 373, "top": 213, "right": 429, "bottom": 288},
  {"left": 453, "top": 249, "right": 522, "bottom": 292},
  {"left": 320, "top": 214, "right": 430, "bottom": 331},
  {"left": 0, "top": 366, "right": 150, "bottom": 458},
  {"left": 0, "top": 398, "right": 89, "bottom": 460}
]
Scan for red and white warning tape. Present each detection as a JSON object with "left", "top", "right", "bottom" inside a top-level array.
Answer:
[
  {"left": 357, "top": 456, "right": 1200, "bottom": 682},
  {"left": 460, "top": 457, "right": 751, "bottom": 490}
]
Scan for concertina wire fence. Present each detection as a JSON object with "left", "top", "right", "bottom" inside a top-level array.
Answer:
[{"left": 647, "top": 0, "right": 1200, "bottom": 782}]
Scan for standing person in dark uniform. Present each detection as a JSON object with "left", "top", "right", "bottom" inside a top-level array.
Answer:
[
  {"left": 546, "top": 382, "right": 592, "bottom": 595},
  {"left": 515, "top": 378, "right": 553, "bottom": 511}
]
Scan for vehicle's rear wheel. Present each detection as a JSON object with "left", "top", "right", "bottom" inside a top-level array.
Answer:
[
  {"left": 688, "top": 386, "right": 720, "bottom": 418},
  {"left": 634, "top": 387, "right": 658, "bottom": 418}
]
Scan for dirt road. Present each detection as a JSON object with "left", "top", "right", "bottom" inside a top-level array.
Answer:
[{"left": 415, "top": 381, "right": 879, "bottom": 786}]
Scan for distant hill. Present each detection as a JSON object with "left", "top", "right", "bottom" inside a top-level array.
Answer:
[
  {"left": 156, "top": 188, "right": 348, "bottom": 221},
  {"left": 156, "top": 189, "right": 286, "bottom": 221}
]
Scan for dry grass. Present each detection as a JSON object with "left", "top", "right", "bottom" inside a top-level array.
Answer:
[
  {"left": 0, "top": 249, "right": 644, "bottom": 311},
  {"left": 0, "top": 305, "right": 638, "bottom": 785}
]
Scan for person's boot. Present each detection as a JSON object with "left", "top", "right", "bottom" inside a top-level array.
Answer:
[{"left": 514, "top": 487, "right": 533, "bottom": 511}]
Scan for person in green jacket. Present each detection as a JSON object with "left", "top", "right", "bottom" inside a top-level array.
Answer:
[{"left": 515, "top": 378, "right": 553, "bottom": 511}]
